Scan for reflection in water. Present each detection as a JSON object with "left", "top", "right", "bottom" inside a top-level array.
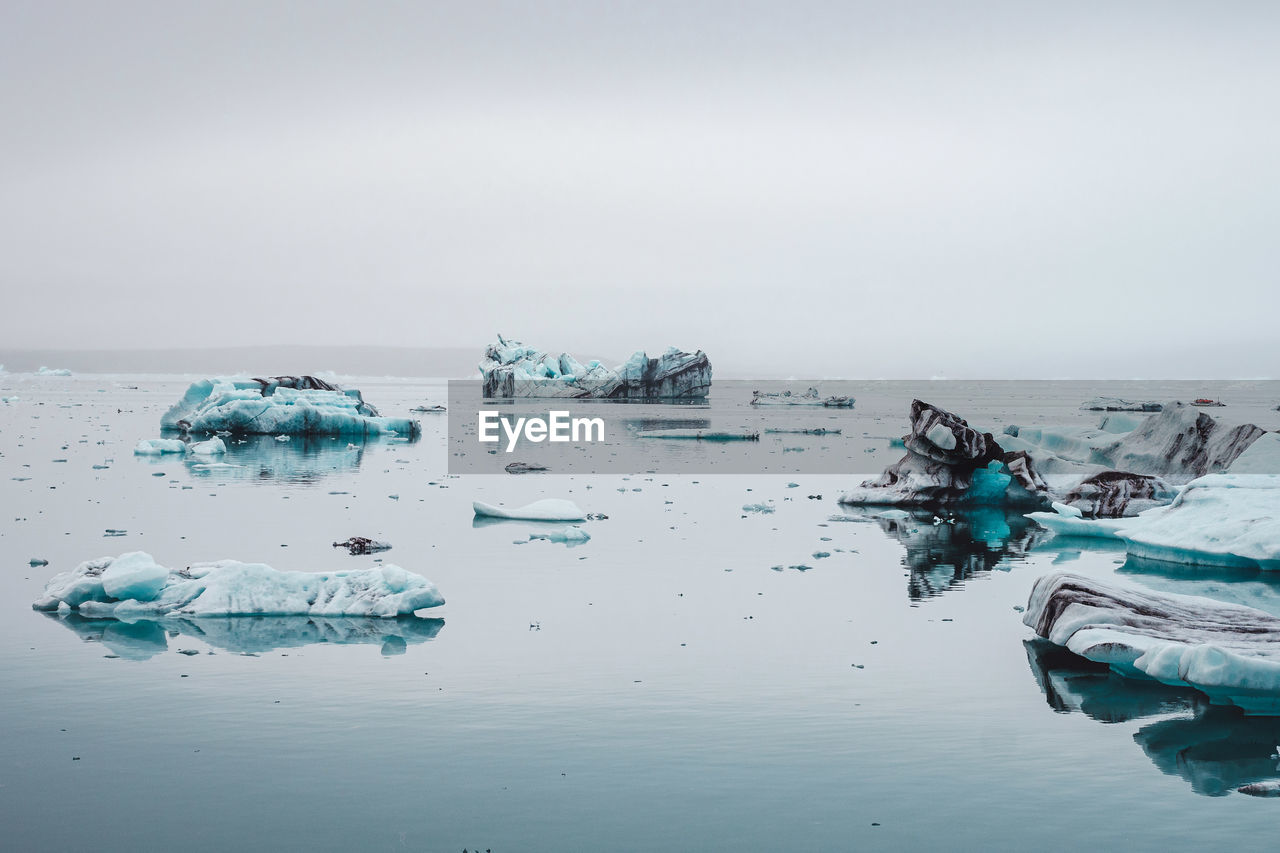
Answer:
[
  {"left": 44, "top": 612, "right": 444, "bottom": 659},
  {"left": 1024, "top": 639, "right": 1280, "bottom": 796},
  {"left": 138, "top": 434, "right": 392, "bottom": 483},
  {"left": 1024, "top": 638, "right": 1203, "bottom": 724},
  {"left": 846, "top": 508, "right": 1045, "bottom": 600},
  {"left": 1119, "top": 555, "right": 1280, "bottom": 618}
]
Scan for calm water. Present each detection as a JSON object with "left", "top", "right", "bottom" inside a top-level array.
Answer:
[{"left": 2, "top": 373, "right": 1280, "bottom": 852}]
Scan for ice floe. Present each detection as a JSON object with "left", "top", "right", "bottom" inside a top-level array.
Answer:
[
  {"left": 32, "top": 552, "right": 443, "bottom": 618},
  {"left": 1024, "top": 571, "right": 1280, "bottom": 714},
  {"left": 639, "top": 428, "right": 760, "bottom": 441},
  {"left": 1028, "top": 474, "right": 1280, "bottom": 570},
  {"left": 479, "top": 334, "right": 711, "bottom": 399},
  {"left": 472, "top": 498, "right": 588, "bottom": 521},
  {"left": 750, "top": 387, "right": 853, "bottom": 407},
  {"left": 162, "top": 376, "right": 419, "bottom": 438}
]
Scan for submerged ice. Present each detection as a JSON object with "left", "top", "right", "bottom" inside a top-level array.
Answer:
[{"left": 33, "top": 552, "right": 444, "bottom": 618}]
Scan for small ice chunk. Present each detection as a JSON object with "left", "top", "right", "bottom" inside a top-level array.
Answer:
[
  {"left": 529, "top": 526, "right": 591, "bottom": 544},
  {"left": 134, "top": 438, "right": 187, "bottom": 455},
  {"left": 187, "top": 437, "right": 227, "bottom": 456}
]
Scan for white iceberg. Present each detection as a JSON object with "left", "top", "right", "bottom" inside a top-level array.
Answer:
[
  {"left": 479, "top": 334, "right": 711, "bottom": 399},
  {"left": 472, "top": 499, "right": 587, "bottom": 521},
  {"left": 162, "top": 376, "right": 419, "bottom": 438},
  {"left": 1027, "top": 474, "right": 1280, "bottom": 570},
  {"left": 1025, "top": 571, "right": 1280, "bottom": 715},
  {"left": 134, "top": 438, "right": 187, "bottom": 455},
  {"left": 529, "top": 526, "right": 591, "bottom": 544},
  {"left": 36, "top": 366, "right": 72, "bottom": 376},
  {"left": 32, "top": 552, "right": 444, "bottom": 618}
]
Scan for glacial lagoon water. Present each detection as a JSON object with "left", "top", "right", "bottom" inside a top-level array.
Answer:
[{"left": 3, "top": 374, "right": 1280, "bottom": 851}]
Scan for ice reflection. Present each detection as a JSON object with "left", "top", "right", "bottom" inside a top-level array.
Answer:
[
  {"left": 1024, "top": 639, "right": 1280, "bottom": 796},
  {"left": 43, "top": 612, "right": 444, "bottom": 658},
  {"left": 135, "top": 434, "right": 401, "bottom": 484},
  {"left": 843, "top": 508, "right": 1046, "bottom": 600}
]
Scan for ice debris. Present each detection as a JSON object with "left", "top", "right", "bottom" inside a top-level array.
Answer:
[
  {"left": 479, "top": 334, "right": 711, "bottom": 399},
  {"left": 1025, "top": 571, "right": 1280, "bottom": 715},
  {"left": 639, "top": 429, "right": 760, "bottom": 441},
  {"left": 32, "top": 552, "right": 443, "bottom": 618},
  {"left": 528, "top": 526, "right": 591, "bottom": 544},
  {"left": 332, "top": 537, "right": 393, "bottom": 555},
  {"left": 134, "top": 438, "right": 187, "bottom": 455},
  {"left": 161, "top": 376, "right": 419, "bottom": 438}
]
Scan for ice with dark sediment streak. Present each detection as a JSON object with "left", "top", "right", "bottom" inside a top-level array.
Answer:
[
  {"left": 32, "top": 552, "right": 443, "bottom": 618},
  {"left": 639, "top": 428, "right": 759, "bottom": 441},
  {"left": 839, "top": 400, "right": 1049, "bottom": 507},
  {"left": 1027, "top": 474, "right": 1280, "bottom": 570},
  {"left": 479, "top": 334, "right": 711, "bottom": 399},
  {"left": 161, "top": 376, "right": 419, "bottom": 438},
  {"left": 1079, "top": 397, "right": 1164, "bottom": 412},
  {"left": 472, "top": 498, "right": 587, "bottom": 521},
  {"left": 1024, "top": 571, "right": 1280, "bottom": 715}
]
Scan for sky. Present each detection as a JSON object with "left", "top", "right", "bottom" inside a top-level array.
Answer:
[{"left": 3, "top": 1, "right": 1278, "bottom": 378}]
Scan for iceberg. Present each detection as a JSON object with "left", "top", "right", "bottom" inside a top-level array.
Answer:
[
  {"left": 32, "top": 552, "right": 444, "bottom": 618},
  {"left": 750, "top": 387, "right": 854, "bottom": 407},
  {"left": 839, "top": 400, "right": 1049, "bottom": 507},
  {"left": 479, "top": 334, "right": 711, "bottom": 399},
  {"left": 36, "top": 366, "right": 72, "bottom": 376},
  {"left": 1028, "top": 474, "right": 1280, "bottom": 570},
  {"left": 1080, "top": 397, "right": 1164, "bottom": 412},
  {"left": 1024, "top": 571, "right": 1280, "bottom": 714},
  {"left": 472, "top": 498, "right": 588, "bottom": 521},
  {"left": 162, "top": 376, "right": 419, "bottom": 438}
]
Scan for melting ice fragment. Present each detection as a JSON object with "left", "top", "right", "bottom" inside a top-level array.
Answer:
[
  {"left": 472, "top": 499, "right": 588, "bottom": 521},
  {"left": 134, "top": 438, "right": 187, "bottom": 455}
]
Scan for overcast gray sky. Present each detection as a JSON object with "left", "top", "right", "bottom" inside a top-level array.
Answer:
[{"left": 3, "top": 1, "right": 1278, "bottom": 377}]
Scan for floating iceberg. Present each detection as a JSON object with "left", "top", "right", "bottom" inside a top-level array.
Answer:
[
  {"left": 750, "top": 388, "right": 854, "bottom": 407},
  {"left": 839, "top": 400, "right": 1049, "bottom": 507},
  {"left": 1024, "top": 571, "right": 1280, "bottom": 714},
  {"left": 134, "top": 438, "right": 187, "bottom": 455},
  {"left": 32, "top": 552, "right": 444, "bottom": 618},
  {"left": 1028, "top": 475, "right": 1280, "bottom": 571},
  {"left": 162, "top": 376, "right": 419, "bottom": 438},
  {"left": 187, "top": 437, "right": 227, "bottom": 456},
  {"left": 1061, "top": 471, "right": 1177, "bottom": 518},
  {"left": 479, "top": 334, "right": 711, "bottom": 399},
  {"left": 472, "top": 498, "right": 588, "bottom": 521},
  {"left": 36, "top": 366, "right": 72, "bottom": 376},
  {"left": 1080, "top": 397, "right": 1164, "bottom": 412}
]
